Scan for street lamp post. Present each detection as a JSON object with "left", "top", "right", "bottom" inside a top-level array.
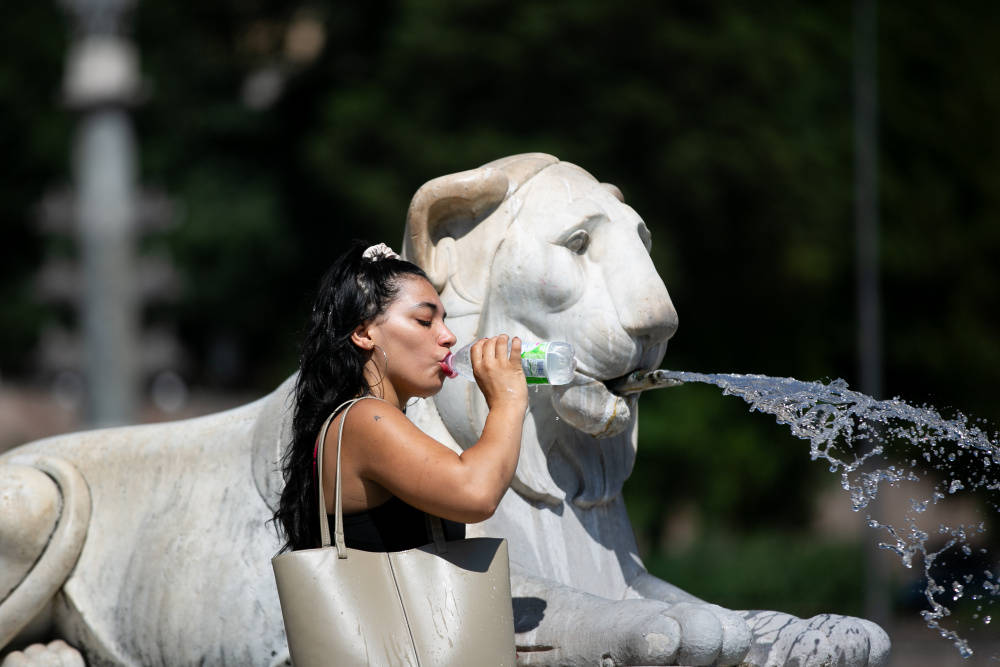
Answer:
[{"left": 60, "top": 0, "right": 141, "bottom": 426}]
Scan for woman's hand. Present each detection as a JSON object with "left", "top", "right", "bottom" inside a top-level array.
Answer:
[{"left": 470, "top": 335, "right": 528, "bottom": 412}]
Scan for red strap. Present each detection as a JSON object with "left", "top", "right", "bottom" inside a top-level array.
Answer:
[{"left": 312, "top": 437, "right": 319, "bottom": 478}]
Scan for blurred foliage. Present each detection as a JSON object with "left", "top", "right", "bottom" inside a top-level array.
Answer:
[
  {"left": 2, "top": 0, "right": 999, "bottom": 612},
  {"left": 0, "top": 0, "right": 70, "bottom": 375},
  {"left": 630, "top": 384, "right": 825, "bottom": 537},
  {"left": 645, "top": 533, "right": 866, "bottom": 619}
]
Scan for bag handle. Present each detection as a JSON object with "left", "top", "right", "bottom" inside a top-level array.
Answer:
[{"left": 315, "top": 397, "right": 448, "bottom": 558}]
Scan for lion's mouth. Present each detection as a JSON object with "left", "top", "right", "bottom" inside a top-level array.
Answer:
[
  {"left": 573, "top": 364, "right": 645, "bottom": 396},
  {"left": 571, "top": 340, "right": 671, "bottom": 395},
  {"left": 603, "top": 369, "right": 644, "bottom": 395},
  {"left": 604, "top": 368, "right": 683, "bottom": 395},
  {"left": 567, "top": 342, "right": 676, "bottom": 403}
]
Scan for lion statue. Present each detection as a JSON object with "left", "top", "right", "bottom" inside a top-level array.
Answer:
[
  {"left": 0, "top": 154, "right": 889, "bottom": 666},
  {"left": 399, "top": 153, "right": 890, "bottom": 666}
]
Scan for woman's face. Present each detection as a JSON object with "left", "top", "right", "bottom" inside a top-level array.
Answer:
[{"left": 363, "top": 275, "right": 457, "bottom": 403}]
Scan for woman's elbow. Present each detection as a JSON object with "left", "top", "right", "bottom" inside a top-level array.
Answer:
[{"left": 456, "top": 484, "right": 501, "bottom": 523}]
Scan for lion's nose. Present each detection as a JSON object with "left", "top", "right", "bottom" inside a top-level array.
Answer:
[
  {"left": 611, "top": 271, "right": 679, "bottom": 344},
  {"left": 621, "top": 293, "right": 678, "bottom": 343}
]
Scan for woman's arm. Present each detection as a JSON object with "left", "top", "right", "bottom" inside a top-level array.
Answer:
[{"left": 330, "top": 335, "right": 528, "bottom": 523}]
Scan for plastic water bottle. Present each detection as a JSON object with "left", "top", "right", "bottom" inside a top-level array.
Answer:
[{"left": 441, "top": 339, "right": 577, "bottom": 385}]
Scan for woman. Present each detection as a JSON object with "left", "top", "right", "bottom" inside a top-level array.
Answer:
[{"left": 273, "top": 240, "right": 527, "bottom": 553}]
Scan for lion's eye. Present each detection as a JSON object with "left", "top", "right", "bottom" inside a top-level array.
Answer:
[
  {"left": 638, "top": 222, "right": 652, "bottom": 252},
  {"left": 565, "top": 229, "right": 591, "bottom": 254}
]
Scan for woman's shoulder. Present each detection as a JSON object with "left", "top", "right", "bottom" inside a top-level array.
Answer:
[
  {"left": 335, "top": 396, "right": 409, "bottom": 438},
  {"left": 339, "top": 395, "right": 398, "bottom": 420},
  {"left": 333, "top": 395, "right": 447, "bottom": 468}
]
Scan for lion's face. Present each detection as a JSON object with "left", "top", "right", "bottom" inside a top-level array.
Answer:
[
  {"left": 404, "top": 154, "right": 678, "bottom": 506},
  {"left": 482, "top": 163, "right": 677, "bottom": 438}
]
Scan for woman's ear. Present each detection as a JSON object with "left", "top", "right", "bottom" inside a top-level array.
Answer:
[{"left": 350, "top": 325, "right": 374, "bottom": 351}]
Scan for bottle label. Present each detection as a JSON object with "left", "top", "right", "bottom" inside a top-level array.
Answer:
[{"left": 521, "top": 342, "right": 550, "bottom": 385}]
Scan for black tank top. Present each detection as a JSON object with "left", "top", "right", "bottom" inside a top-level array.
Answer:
[{"left": 330, "top": 496, "right": 466, "bottom": 552}]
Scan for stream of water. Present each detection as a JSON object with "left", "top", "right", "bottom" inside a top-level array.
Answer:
[{"left": 655, "top": 370, "right": 1000, "bottom": 659}]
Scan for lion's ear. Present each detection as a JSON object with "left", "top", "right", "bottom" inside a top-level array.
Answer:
[
  {"left": 601, "top": 182, "right": 625, "bottom": 202},
  {"left": 403, "top": 168, "right": 510, "bottom": 291}
]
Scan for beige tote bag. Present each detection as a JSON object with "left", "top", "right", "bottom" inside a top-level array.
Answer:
[{"left": 272, "top": 398, "right": 516, "bottom": 666}]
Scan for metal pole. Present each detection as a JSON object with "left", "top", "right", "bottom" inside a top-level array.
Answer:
[
  {"left": 854, "top": 0, "right": 890, "bottom": 628},
  {"left": 61, "top": 0, "right": 141, "bottom": 426},
  {"left": 74, "top": 109, "right": 138, "bottom": 425}
]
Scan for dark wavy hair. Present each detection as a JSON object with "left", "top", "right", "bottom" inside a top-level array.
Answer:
[{"left": 273, "top": 239, "right": 429, "bottom": 552}]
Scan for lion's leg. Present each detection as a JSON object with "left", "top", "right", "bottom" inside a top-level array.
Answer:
[
  {"left": 0, "top": 458, "right": 91, "bottom": 651},
  {"left": 512, "top": 568, "right": 750, "bottom": 666},
  {"left": 625, "top": 569, "right": 705, "bottom": 605}
]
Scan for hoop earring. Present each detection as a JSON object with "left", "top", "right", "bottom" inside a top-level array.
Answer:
[
  {"left": 373, "top": 344, "right": 389, "bottom": 373},
  {"left": 368, "top": 344, "right": 389, "bottom": 399}
]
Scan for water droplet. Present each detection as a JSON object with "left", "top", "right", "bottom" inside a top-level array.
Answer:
[
  {"left": 949, "top": 480, "right": 964, "bottom": 494},
  {"left": 985, "top": 616, "right": 992, "bottom": 625}
]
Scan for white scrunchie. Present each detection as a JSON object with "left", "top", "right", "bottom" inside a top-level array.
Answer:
[{"left": 362, "top": 243, "right": 400, "bottom": 261}]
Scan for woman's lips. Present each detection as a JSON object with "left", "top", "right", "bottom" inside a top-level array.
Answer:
[{"left": 439, "top": 354, "right": 458, "bottom": 378}]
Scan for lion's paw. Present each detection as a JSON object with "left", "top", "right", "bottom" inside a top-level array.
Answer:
[
  {"left": 517, "top": 597, "right": 683, "bottom": 666},
  {"left": 740, "top": 610, "right": 890, "bottom": 667},
  {"left": 600, "top": 604, "right": 682, "bottom": 667},
  {"left": 516, "top": 598, "right": 753, "bottom": 666},
  {"left": 662, "top": 602, "right": 750, "bottom": 666},
  {"left": 0, "top": 640, "right": 85, "bottom": 667}
]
